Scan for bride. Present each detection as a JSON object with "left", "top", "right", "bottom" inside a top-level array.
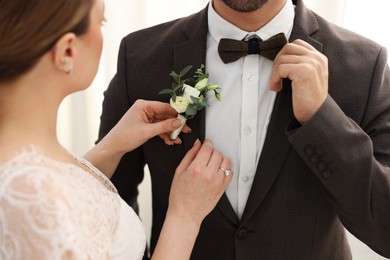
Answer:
[{"left": 0, "top": 0, "right": 233, "bottom": 259}]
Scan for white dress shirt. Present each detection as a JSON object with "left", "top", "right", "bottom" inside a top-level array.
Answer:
[{"left": 205, "top": 0, "right": 295, "bottom": 218}]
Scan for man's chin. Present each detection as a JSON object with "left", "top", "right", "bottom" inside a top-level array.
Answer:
[{"left": 221, "top": 0, "right": 270, "bottom": 13}]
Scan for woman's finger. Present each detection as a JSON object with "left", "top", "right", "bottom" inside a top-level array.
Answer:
[
  {"left": 175, "top": 139, "right": 201, "bottom": 173},
  {"left": 190, "top": 139, "right": 214, "bottom": 167}
]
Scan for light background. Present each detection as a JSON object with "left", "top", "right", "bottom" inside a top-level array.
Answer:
[{"left": 58, "top": 1, "right": 390, "bottom": 259}]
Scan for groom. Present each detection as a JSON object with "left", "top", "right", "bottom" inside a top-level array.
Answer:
[{"left": 98, "top": 0, "right": 390, "bottom": 259}]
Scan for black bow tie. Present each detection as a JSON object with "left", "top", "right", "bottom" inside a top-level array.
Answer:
[{"left": 218, "top": 33, "right": 288, "bottom": 64}]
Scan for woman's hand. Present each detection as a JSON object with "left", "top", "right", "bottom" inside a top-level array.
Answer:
[
  {"left": 168, "top": 139, "right": 233, "bottom": 227},
  {"left": 152, "top": 139, "right": 233, "bottom": 260},
  {"left": 85, "top": 99, "right": 190, "bottom": 178},
  {"left": 112, "top": 99, "right": 191, "bottom": 151}
]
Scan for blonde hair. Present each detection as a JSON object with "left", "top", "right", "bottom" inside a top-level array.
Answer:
[{"left": 0, "top": 0, "right": 94, "bottom": 83}]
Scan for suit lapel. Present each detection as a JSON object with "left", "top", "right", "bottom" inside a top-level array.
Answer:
[
  {"left": 240, "top": 0, "right": 323, "bottom": 224},
  {"left": 289, "top": 0, "right": 323, "bottom": 49},
  {"left": 240, "top": 80, "right": 294, "bottom": 224},
  {"left": 173, "top": 7, "right": 208, "bottom": 149},
  {"left": 172, "top": 6, "right": 239, "bottom": 225}
]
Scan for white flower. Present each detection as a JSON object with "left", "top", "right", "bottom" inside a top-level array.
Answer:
[
  {"left": 195, "top": 78, "right": 208, "bottom": 91},
  {"left": 182, "top": 83, "right": 200, "bottom": 103},
  {"left": 159, "top": 64, "right": 221, "bottom": 124},
  {"left": 170, "top": 96, "right": 189, "bottom": 113}
]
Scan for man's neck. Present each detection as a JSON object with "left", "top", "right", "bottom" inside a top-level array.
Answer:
[{"left": 212, "top": 0, "right": 287, "bottom": 32}]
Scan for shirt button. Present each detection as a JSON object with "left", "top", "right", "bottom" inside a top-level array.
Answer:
[
  {"left": 244, "top": 126, "right": 252, "bottom": 135},
  {"left": 242, "top": 176, "right": 250, "bottom": 183},
  {"left": 246, "top": 73, "right": 254, "bottom": 81}
]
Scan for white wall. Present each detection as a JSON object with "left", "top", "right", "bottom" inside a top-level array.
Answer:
[
  {"left": 58, "top": 1, "right": 390, "bottom": 259},
  {"left": 303, "top": 0, "right": 346, "bottom": 25}
]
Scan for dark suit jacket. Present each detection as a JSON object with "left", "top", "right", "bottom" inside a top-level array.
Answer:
[{"left": 98, "top": 0, "right": 390, "bottom": 259}]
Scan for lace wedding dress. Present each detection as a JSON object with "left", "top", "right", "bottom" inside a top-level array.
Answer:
[{"left": 0, "top": 149, "right": 146, "bottom": 259}]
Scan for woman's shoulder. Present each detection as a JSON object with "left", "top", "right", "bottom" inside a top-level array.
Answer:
[
  {"left": 2, "top": 148, "right": 60, "bottom": 176},
  {"left": 0, "top": 148, "right": 75, "bottom": 192},
  {"left": 0, "top": 148, "right": 126, "bottom": 259},
  {"left": 0, "top": 147, "right": 119, "bottom": 201}
]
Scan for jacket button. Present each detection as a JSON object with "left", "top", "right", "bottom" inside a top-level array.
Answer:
[
  {"left": 317, "top": 161, "right": 327, "bottom": 172},
  {"left": 322, "top": 170, "right": 332, "bottom": 179},
  {"left": 237, "top": 228, "right": 249, "bottom": 239}
]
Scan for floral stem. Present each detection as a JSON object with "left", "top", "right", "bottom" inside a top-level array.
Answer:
[{"left": 170, "top": 114, "right": 187, "bottom": 140}]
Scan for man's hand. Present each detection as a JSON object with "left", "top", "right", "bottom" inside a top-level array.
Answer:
[{"left": 270, "top": 39, "right": 329, "bottom": 124}]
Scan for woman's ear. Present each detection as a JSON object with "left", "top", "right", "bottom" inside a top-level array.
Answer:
[{"left": 53, "top": 33, "right": 77, "bottom": 74}]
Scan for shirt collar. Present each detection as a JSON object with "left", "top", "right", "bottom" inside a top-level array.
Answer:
[{"left": 208, "top": 0, "right": 295, "bottom": 42}]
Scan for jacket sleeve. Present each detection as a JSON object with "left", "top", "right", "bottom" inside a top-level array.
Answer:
[
  {"left": 97, "top": 38, "right": 146, "bottom": 213},
  {"left": 287, "top": 46, "right": 390, "bottom": 258}
]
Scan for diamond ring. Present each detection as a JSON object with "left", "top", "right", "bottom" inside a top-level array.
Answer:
[{"left": 219, "top": 167, "right": 232, "bottom": 177}]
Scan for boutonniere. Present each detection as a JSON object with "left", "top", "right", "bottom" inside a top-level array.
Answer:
[{"left": 159, "top": 64, "right": 221, "bottom": 139}]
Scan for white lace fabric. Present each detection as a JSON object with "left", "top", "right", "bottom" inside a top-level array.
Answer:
[{"left": 0, "top": 150, "right": 146, "bottom": 260}]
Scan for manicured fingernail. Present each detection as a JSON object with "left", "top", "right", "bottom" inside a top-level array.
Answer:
[
  {"left": 193, "top": 139, "right": 200, "bottom": 146},
  {"left": 172, "top": 119, "right": 182, "bottom": 128}
]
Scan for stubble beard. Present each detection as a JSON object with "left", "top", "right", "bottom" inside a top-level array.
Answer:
[{"left": 221, "top": 0, "right": 270, "bottom": 12}]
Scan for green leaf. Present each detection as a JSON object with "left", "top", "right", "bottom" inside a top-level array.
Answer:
[
  {"left": 185, "top": 78, "right": 196, "bottom": 87},
  {"left": 159, "top": 89, "right": 174, "bottom": 95},
  {"left": 199, "top": 97, "right": 208, "bottom": 107},
  {"left": 186, "top": 105, "right": 197, "bottom": 116},
  {"left": 169, "top": 71, "right": 180, "bottom": 83},
  {"left": 195, "top": 103, "right": 204, "bottom": 110},
  {"left": 172, "top": 85, "right": 184, "bottom": 96},
  {"left": 180, "top": 65, "right": 193, "bottom": 77},
  {"left": 169, "top": 71, "right": 179, "bottom": 78},
  {"left": 190, "top": 96, "right": 199, "bottom": 104},
  {"left": 189, "top": 96, "right": 207, "bottom": 110}
]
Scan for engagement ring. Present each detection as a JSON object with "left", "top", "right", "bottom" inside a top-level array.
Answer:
[{"left": 219, "top": 167, "right": 231, "bottom": 177}]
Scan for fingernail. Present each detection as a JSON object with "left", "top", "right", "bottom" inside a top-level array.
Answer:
[
  {"left": 172, "top": 119, "right": 182, "bottom": 128},
  {"left": 193, "top": 139, "right": 200, "bottom": 146}
]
